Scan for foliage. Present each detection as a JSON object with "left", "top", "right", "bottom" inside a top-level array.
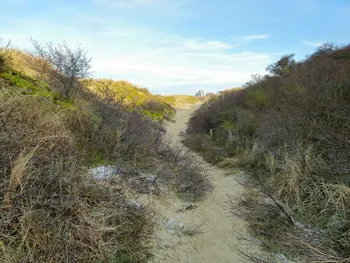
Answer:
[
  {"left": 266, "top": 53, "right": 296, "bottom": 76},
  {"left": 184, "top": 43, "right": 350, "bottom": 262},
  {"left": 82, "top": 79, "right": 176, "bottom": 122}
]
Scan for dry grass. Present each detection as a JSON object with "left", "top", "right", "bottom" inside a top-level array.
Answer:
[
  {"left": 3, "top": 147, "right": 38, "bottom": 211},
  {"left": 231, "top": 189, "right": 350, "bottom": 263},
  {"left": 228, "top": 145, "right": 350, "bottom": 262},
  {"left": 217, "top": 139, "right": 261, "bottom": 169},
  {"left": 181, "top": 219, "right": 208, "bottom": 236},
  {"left": 0, "top": 87, "right": 153, "bottom": 263}
]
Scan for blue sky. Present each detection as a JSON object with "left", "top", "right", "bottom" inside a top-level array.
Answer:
[{"left": 1, "top": 0, "right": 350, "bottom": 94}]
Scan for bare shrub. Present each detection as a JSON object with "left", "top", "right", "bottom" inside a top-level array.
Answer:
[{"left": 27, "top": 39, "right": 91, "bottom": 99}]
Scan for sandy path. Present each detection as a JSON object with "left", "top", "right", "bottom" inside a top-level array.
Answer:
[{"left": 140, "top": 105, "right": 254, "bottom": 263}]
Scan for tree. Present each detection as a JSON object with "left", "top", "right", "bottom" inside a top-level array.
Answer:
[
  {"left": 266, "top": 54, "right": 296, "bottom": 76},
  {"left": 28, "top": 39, "right": 92, "bottom": 99}
]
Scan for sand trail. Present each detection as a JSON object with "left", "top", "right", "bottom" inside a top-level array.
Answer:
[{"left": 138, "top": 105, "right": 254, "bottom": 263}]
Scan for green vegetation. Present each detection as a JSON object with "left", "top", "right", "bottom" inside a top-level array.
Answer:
[
  {"left": 84, "top": 81, "right": 200, "bottom": 122},
  {"left": 0, "top": 40, "right": 210, "bottom": 262},
  {"left": 83, "top": 79, "right": 176, "bottom": 122},
  {"left": 183, "top": 43, "right": 350, "bottom": 262},
  {"left": 1, "top": 70, "right": 56, "bottom": 99},
  {"left": 160, "top": 94, "right": 200, "bottom": 108}
]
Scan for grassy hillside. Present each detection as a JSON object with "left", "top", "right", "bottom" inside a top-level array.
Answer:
[
  {"left": 0, "top": 41, "right": 210, "bottom": 262},
  {"left": 82, "top": 78, "right": 177, "bottom": 122},
  {"left": 183, "top": 44, "right": 350, "bottom": 262},
  {"left": 160, "top": 94, "right": 200, "bottom": 108},
  {"left": 2, "top": 48, "right": 199, "bottom": 121},
  {"left": 84, "top": 82, "right": 201, "bottom": 120}
]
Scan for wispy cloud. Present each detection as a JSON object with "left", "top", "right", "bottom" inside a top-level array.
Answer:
[
  {"left": 87, "top": 25, "right": 272, "bottom": 89},
  {"left": 174, "top": 38, "right": 234, "bottom": 52},
  {"left": 242, "top": 34, "right": 270, "bottom": 41},
  {"left": 302, "top": 40, "right": 323, "bottom": 47}
]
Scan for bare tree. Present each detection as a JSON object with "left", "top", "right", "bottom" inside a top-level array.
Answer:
[
  {"left": 243, "top": 73, "right": 265, "bottom": 88},
  {"left": 28, "top": 38, "right": 92, "bottom": 99},
  {"left": 314, "top": 42, "right": 337, "bottom": 56}
]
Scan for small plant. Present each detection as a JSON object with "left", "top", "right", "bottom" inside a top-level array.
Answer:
[{"left": 181, "top": 219, "right": 208, "bottom": 236}]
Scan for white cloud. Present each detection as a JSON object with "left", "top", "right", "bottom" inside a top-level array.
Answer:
[
  {"left": 242, "top": 34, "right": 270, "bottom": 40},
  {"left": 181, "top": 39, "right": 233, "bottom": 52},
  {"left": 302, "top": 40, "right": 323, "bottom": 47}
]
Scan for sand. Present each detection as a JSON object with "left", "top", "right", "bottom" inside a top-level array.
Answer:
[{"left": 139, "top": 105, "right": 255, "bottom": 263}]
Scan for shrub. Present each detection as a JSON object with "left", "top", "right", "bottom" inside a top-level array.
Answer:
[
  {"left": 184, "top": 43, "right": 350, "bottom": 262},
  {"left": 28, "top": 39, "right": 91, "bottom": 100},
  {"left": 0, "top": 88, "right": 153, "bottom": 262}
]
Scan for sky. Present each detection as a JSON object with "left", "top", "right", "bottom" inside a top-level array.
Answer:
[{"left": 1, "top": 0, "right": 350, "bottom": 95}]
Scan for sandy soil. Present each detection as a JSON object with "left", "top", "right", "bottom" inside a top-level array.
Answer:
[{"left": 139, "top": 105, "right": 255, "bottom": 263}]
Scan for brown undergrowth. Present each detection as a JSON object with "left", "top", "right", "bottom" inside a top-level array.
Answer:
[
  {"left": 0, "top": 88, "right": 153, "bottom": 262},
  {"left": 183, "top": 43, "right": 350, "bottom": 262}
]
